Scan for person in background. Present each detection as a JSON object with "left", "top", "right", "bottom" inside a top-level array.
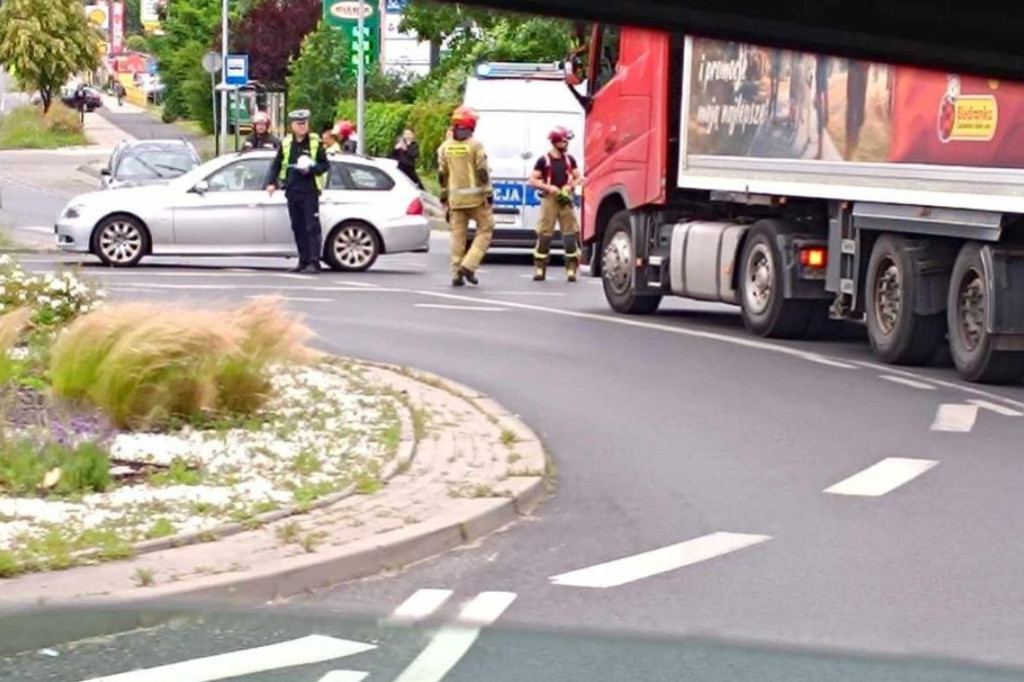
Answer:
[
  {"left": 335, "top": 120, "right": 358, "bottom": 153},
  {"left": 528, "top": 126, "right": 583, "bottom": 282},
  {"left": 323, "top": 128, "right": 342, "bottom": 155},
  {"left": 392, "top": 128, "right": 423, "bottom": 188},
  {"left": 242, "top": 111, "right": 280, "bottom": 151},
  {"left": 438, "top": 105, "right": 493, "bottom": 287},
  {"left": 265, "top": 109, "right": 330, "bottom": 273}
]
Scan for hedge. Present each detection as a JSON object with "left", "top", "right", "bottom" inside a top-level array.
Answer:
[{"left": 335, "top": 98, "right": 456, "bottom": 173}]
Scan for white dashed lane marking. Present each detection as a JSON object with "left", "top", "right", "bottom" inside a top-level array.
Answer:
[
  {"left": 414, "top": 303, "right": 505, "bottom": 312},
  {"left": 386, "top": 588, "right": 453, "bottom": 625},
  {"left": 968, "top": 399, "right": 1024, "bottom": 417},
  {"left": 549, "top": 532, "right": 772, "bottom": 589},
  {"left": 824, "top": 457, "right": 939, "bottom": 497},
  {"left": 879, "top": 375, "right": 936, "bottom": 390}
]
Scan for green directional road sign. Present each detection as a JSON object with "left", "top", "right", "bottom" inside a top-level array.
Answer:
[{"left": 323, "top": 0, "right": 381, "bottom": 73}]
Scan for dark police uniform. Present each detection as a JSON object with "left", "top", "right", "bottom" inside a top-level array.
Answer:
[{"left": 266, "top": 111, "right": 329, "bottom": 272}]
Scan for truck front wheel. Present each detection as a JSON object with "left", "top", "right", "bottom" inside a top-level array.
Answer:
[
  {"left": 947, "top": 242, "right": 1024, "bottom": 384},
  {"left": 865, "top": 235, "right": 946, "bottom": 365},
  {"left": 737, "top": 221, "right": 812, "bottom": 339},
  {"left": 601, "top": 211, "right": 661, "bottom": 315}
]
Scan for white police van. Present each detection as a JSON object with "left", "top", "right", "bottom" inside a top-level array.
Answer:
[{"left": 463, "top": 62, "right": 586, "bottom": 248}]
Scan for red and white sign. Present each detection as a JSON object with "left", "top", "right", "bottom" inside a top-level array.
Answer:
[{"left": 111, "top": 2, "right": 125, "bottom": 55}]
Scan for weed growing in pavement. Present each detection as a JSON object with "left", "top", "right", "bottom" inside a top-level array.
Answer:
[
  {"left": 500, "top": 430, "right": 518, "bottom": 447},
  {"left": 300, "top": 531, "right": 326, "bottom": 553},
  {"left": 148, "top": 458, "right": 203, "bottom": 487},
  {"left": 145, "top": 518, "right": 176, "bottom": 540},
  {"left": 133, "top": 567, "right": 156, "bottom": 587},
  {"left": 355, "top": 471, "right": 382, "bottom": 494},
  {"left": 292, "top": 451, "right": 323, "bottom": 475},
  {"left": 507, "top": 452, "right": 521, "bottom": 464},
  {"left": 0, "top": 549, "right": 18, "bottom": 577},
  {"left": 275, "top": 520, "right": 301, "bottom": 545}
]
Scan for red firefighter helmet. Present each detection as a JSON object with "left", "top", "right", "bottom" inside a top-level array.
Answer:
[
  {"left": 548, "top": 126, "right": 574, "bottom": 144},
  {"left": 450, "top": 105, "right": 479, "bottom": 130},
  {"left": 334, "top": 119, "right": 356, "bottom": 138}
]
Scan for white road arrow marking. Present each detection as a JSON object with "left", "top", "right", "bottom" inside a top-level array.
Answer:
[
  {"left": 968, "top": 399, "right": 1024, "bottom": 417},
  {"left": 388, "top": 588, "right": 453, "bottom": 625},
  {"left": 549, "top": 532, "right": 772, "bottom": 589},
  {"left": 317, "top": 672, "right": 368, "bottom": 682},
  {"left": 75, "top": 634, "right": 376, "bottom": 682},
  {"left": 825, "top": 457, "right": 938, "bottom": 497},
  {"left": 931, "top": 404, "right": 979, "bottom": 432},
  {"left": 392, "top": 591, "right": 516, "bottom": 682}
]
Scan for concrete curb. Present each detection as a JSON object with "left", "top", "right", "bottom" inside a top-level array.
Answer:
[{"left": 3, "top": 361, "right": 549, "bottom": 610}]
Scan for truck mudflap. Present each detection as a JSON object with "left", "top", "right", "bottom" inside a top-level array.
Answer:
[
  {"left": 982, "top": 245, "right": 1024, "bottom": 339},
  {"left": 629, "top": 211, "right": 669, "bottom": 295}
]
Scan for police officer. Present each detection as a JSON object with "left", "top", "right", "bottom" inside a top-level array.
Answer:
[
  {"left": 242, "top": 111, "right": 280, "bottom": 151},
  {"left": 265, "top": 109, "right": 330, "bottom": 273},
  {"left": 335, "top": 120, "right": 358, "bottom": 153},
  {"left": 528, "top": 126, "right": 583, "bottom": 281},
  {"left": 438, "top": 106, "right": 493, "bottom": 287}
]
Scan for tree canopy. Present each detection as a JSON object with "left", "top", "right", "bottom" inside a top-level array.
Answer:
[
  {"left": 286, "top": 20, "right": 352, "bottom": 133},
  {"left": 0, "top": 0, "right": 100, "bottom": 112}
]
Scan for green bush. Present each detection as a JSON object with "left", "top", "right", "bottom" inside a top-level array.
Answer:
[{"left": 336, "top": 98, "right": 454, "bottom": 173}]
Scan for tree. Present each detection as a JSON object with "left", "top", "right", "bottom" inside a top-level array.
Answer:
[
  {"left": 150, "top": 0, "right": 220, "bottom": 123},
  {"left": 126, "top": 34, "right": 150, "bottom": 53},
  {"left": 234, "top": 0, "right": 321, "bottom": 88},
  {"left": 0, "top": 0, "right": 100, "bottom": 112},
  {"left": 286, "top": 20, "right": 351, "bottom": 132}
]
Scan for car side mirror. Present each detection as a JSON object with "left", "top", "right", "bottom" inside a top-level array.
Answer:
[
  {"left": 100, "top": 168, "right": 111, "bottom": 176},
  {"left": 192, "top": 180, "right": 209, "bottom": 195}
]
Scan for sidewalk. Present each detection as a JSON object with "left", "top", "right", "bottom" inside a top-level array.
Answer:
[{"left": 0, "top": 362, "right": 548, "bottom": 606}]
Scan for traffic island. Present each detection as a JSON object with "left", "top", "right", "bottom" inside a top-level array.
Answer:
[{"left": 0, "top": 260, "right": 548, "bottom": 604}]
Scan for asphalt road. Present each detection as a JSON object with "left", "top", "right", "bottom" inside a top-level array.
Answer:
[{"left": 1, "top": 237, "right": 1024, "bottom": 680}]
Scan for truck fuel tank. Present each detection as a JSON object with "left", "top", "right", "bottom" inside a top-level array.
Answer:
[{"left": 668, "top": 221, "right": 748, "bottom": 303}]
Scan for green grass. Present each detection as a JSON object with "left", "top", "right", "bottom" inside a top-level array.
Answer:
[
  {"left": 0, "top": 105, "right": 88, "bottom": 150},
  {"left": 134, "top": 567, "right": 156, "bottom": 587},
  {"left": 145, "top": 518, "right": 177, "bottom": 540},
  {"left": 500, "top": 430, "right": 518, "bottom": 447},
  {"left": 0, "top": 439, "right": 111, "bottom": 497},
  {"left": 148, "top": 459, "right": 203, "bottom": 487}
]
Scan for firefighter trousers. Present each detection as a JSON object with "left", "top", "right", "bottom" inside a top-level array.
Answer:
[
  {"left": 534, "top": 194, "right": 581, "bottom": 263},
  {"left": 449, "top": 204, "right": 494, "bottom": 275}
]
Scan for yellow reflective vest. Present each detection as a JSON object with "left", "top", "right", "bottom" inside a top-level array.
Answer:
[{"left": 439, "top": 137, "right": 490, "bottom": 210}]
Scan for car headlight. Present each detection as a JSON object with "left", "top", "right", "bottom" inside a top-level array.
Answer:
[{"left": 61, "top": 204, "right": 84, "bottom": 220}]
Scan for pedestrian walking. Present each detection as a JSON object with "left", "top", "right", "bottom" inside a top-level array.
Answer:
[
  {"left": 528, "top": 126, "right": 583, "bottom": 282},
  {"left": 392, "top": 128, "right": 423, "bottom": 188},
  {"left": 242, "top": 111, "right": 280, "bottom": 151},
  {"left": 438, "top": 105, "right": 493, "bottom": 287},
  {"left": 265, "top": 109, "right": 330, "bottom": 273}
]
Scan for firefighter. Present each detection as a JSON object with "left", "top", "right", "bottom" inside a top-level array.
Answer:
[
  {"left": 322, "top": 127, "right": 342, "bottom": 155},
  {"left": 242, "top": 111, "right": 280, "bottom": 151},
  {"left": 528, "top": 126, "right": 583, "bottom": 281},
  {"left": 438, "top": 105, "right": 493, "bottom": 287},
  {"left": 335, "top": 120, "right": 358, "bottom": 153},
  {"left": 265, "top": 109, "right": 330, "bottom": 273}
]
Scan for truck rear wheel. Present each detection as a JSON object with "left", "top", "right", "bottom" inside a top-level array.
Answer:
[
  {"left": 947, "top": 242, "right": 1024, "bottom": 384},
  {"left": 601, "top": 211, "right": 661, "bottom": 315},
  {"left": 737, "top": 221, "right": 811, "bottom": 339},
  {"left": 865, "top": 234, "right": 946, "bottom": 365}
]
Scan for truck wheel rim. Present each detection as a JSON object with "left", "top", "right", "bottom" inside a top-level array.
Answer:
[
  {"left": 334, "top": 226, "right": 375, "bottom": 268},
  {"left": 602, "top": 231, "right": 632, "bottom": 296},
  {"left": 874, "top": 258, "right": 901, "bottom": 335},
  {"left": 957, "top": 268, "right": 985, "bottom": 352},
  {"left": 744, "top": 243, "right": 773, "bottom": 315},
  {"left": 99, "top": 221, "right": 142, "bottom": 263}
]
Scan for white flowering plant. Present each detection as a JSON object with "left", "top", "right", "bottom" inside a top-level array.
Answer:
[{"left": 0, "top": 255, "right": 105, "bottom": 329}]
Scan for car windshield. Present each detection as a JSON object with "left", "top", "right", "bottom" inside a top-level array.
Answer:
[{"left": 116, "top": 150, "right": 198, "bottom": 179}]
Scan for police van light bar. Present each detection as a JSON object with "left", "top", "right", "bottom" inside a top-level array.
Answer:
[{"left": 474, "top": 62, "right": 569, "bottom": 80}]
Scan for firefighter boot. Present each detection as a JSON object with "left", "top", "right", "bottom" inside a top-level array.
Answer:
[
  {"left": 452, "top": 269, "right": 465, "bottom": 287},
  {"left": 533, "top": 234, "right": 553, "bottom": 282},
  {"left": 564, "top": 233, "right": 580, "bottom": 282}
]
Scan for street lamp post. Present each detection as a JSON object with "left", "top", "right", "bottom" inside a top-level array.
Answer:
[
  {"left": 356, "top": 0, "right": 366, "bottom": 155},
  {"left": 219, "top": 0, "right": 229, "bottom": 155}
]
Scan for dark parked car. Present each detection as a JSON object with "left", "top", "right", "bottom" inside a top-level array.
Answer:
[
  {"left": 100, "top": 139, "right": 203, "bottom": 190},
  {"left": 61, "top": 86, "right": 102, "bottom": 112}
]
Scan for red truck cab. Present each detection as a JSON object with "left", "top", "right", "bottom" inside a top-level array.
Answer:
[{"left": 582, "top": 25, "right": 673, "bottom": 272}]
